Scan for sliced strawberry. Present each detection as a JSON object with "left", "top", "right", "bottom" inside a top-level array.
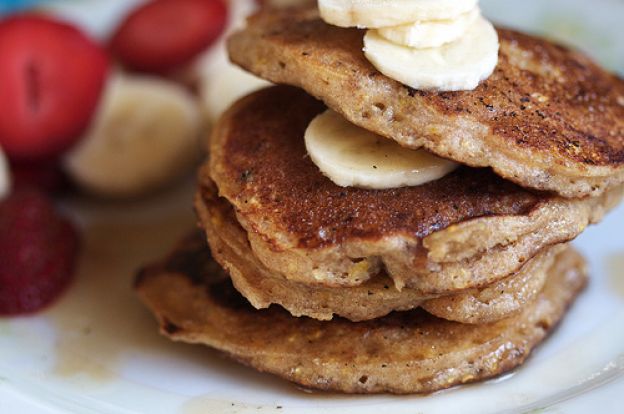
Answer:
[
  {"left": 110, "top": 0, "right": 227, "bottom": 73},
  {"left": 0, "top": 190, "right": 80, "bottom": 315},
  {"left": 0, "top": 15, "right": 109, "bottom": 161}
]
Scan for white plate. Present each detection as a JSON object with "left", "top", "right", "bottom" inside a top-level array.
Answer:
[{"left": 1, "top": 0, "right": 623, "bottom": 413}]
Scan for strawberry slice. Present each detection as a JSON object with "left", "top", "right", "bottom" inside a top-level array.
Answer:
[
  {"left": 0, "top": 190, "right": 80, "bottom": 315},
  {"left": 0, "top": 15, "right": 109, "bottom": 161},
  {"left": 110, "top": 0, "right": 227, "bottom": 73}
]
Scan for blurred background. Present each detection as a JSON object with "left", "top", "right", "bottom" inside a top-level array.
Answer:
[
  {"left": 0, "top": 0, "right": 271, "bottom": 204},
  {"left": 0, "top": 0, "right": 42, "bottom": 13}
]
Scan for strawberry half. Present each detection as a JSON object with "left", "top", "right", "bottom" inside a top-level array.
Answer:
[
  {"left": 0, "top": 190, "right": 80, "bottom": 315},
  {"left": 110, "top": 0, "right": 228, "bottom": 73},
  {"left": 0, "top": 15, "right": 109, "bottom": 161}
]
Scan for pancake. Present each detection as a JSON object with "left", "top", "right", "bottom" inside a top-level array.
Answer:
[
  {"left": 196, "top": 177, "right": 564, "bottom": 323},
  {"left": 135, "top": 233, "right": 587, "bottom": 394},
  {"left": 227, "top": 6, "right": 624, "bottom": 198},
  {"left": 207, "top": 85, "right": 623, "bottom": 291}
]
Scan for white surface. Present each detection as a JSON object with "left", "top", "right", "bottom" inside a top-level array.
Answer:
[{"left": 1, "top": 0, "right": 623, "bottom": 413}]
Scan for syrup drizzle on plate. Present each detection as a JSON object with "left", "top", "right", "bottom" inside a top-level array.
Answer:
[{"left": 46, "top": 181, "right": 197, "bottom": 383}]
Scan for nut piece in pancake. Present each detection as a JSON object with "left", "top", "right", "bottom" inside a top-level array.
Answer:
[
  {"left": 135, "top": 234, "right": 587, "bottom": 394},
  {"left": 208, "top": 85, "right": 623, "bottom": 291},
  {"left": 196, "top": 178, "right": 564, "bottom": 323},
  {"left": 227, "top": 6, "right": 624, "bottom": 198}
]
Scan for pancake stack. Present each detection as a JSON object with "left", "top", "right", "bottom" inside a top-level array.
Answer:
[{"left": 136, "top": 5, "right": 624, "bottom": 394}]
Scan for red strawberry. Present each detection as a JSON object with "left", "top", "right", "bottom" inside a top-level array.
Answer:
[
  {"left": 110, "top": 0, "right": 227, "bottom": 73},
  {"left": 0, "top": 190, "right": 80, "bottom": 315},
  {"left": 0, "top": 15, "right": 109, "bottom": 161}
]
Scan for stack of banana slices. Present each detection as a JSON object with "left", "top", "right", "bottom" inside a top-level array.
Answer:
[
  {"left": 135, "top": 1, "right": 624, "bottom": 395},
  {"left": 319, "top": 0, "right": 499, "bottom": 91}
]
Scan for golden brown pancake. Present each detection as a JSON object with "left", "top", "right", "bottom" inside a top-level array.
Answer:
[
  {"left": 227, "top": 6, "right": 624, "bottom": 198},
  {"left": 135, "top": 234, "right": 587, "bottom": 394},
  {"left": 207, "top": 85, "right": 623, "bottom": 291},
  {"left": 196, "top": 177, "right": 564, "bottom": 323}
]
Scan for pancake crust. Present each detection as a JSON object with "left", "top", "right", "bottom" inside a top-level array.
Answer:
[
  {"left": 208, "top": 85, "right": 623, "bottom": 290},
  {"left": 135, "top": 234, "right": 587, "bottom": 394},
  {"left": 196, "top": 178, "right": 563, "bottom": 323},
  {"left": 227, "top": 6, "right": 624, "bottom": 197}
]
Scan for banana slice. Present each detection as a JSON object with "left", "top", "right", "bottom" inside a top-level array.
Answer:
[
  {"left": 64, "top": 73, "right": 201, "bottom": 198},
  {"left": 377, "top": 7, "right": 480, "bottom": 48},
  {"left": 305, "top": 110, "right": 458, "bottom": 189},
  {"left": 319, "top": 0, "right": 478, "bottom": 28},
  {"left": 364, "top": 16, "right": 499, "bottom": 91},
  {"left": 0, "top": 146, "right": 10, "bottom": 200}
]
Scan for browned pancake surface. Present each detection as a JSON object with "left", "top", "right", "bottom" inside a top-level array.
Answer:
[
  {"left": 228, "top": 7, "right": 624, "bottom": 197},
  {"left": 208, "top": 86, "right": 623, "bottom": 290},
  {"left": 135, "top": 233, "right": 587, "bottom": 394},
  {"left": 210, "top": 85, "right": 545, "bottom": 250}
]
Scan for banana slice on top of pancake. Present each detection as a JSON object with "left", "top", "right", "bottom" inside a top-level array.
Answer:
[
  {"left": 376, "top": 7, "right": 480, "bottom": 49},
  {"left": 318, "top": 0, "right": 478, "bottom": 28},
  {"left": 364, "top": 16, "right": 499, "bottom": 92},
  {"left": 305, "top": 109, "right": 458, "bottom": 189}
]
